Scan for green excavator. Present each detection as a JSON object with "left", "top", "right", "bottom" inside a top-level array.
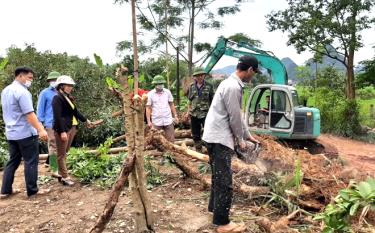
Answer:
[{"left": 202, "top": 37, "right": 320, "bottom": 140}]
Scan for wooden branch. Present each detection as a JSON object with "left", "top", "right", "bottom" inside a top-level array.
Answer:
[
  {"left": 112, "top": 110, "right": 124, "bottom": 117},
  {"left": 89, "top": 153, "right": 136, "bottom": 233},
  {"left": 256, "top": 210, "right": 300, "bottom": 233}
]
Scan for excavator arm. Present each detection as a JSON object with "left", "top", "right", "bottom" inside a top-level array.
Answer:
[{"left": 202, "top": 37, "right": 288, "bottom": 85}]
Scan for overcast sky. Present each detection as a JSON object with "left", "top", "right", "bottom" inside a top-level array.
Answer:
[{"left": 0, "top": 0, "right": 374, "bottom": 68}]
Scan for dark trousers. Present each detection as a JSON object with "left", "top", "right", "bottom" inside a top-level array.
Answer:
[
  {"left": 206, "top": 143, "right": 234, "bottom": 226},
  {"left": 190, "top": 116, "right": 205, "bottom": 144},
  {"left": 1, "top": 136, "right": 39, "bottom": 196}
]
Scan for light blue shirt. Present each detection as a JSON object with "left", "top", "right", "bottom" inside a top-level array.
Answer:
[
  {"left": 1, "top": 80, "right": 38, "bottom": 140},
  {"left": 37, "top": 86, "right": 57, "bottom": 128}
]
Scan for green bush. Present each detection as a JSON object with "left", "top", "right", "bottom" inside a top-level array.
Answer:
[
  {"left": 314, "top": 88, "right": 362, "bottom": 136},
  {"left": 357, "top": 86, "right": 375, "bottom": 100}
]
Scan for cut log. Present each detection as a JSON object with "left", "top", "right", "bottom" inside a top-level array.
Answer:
[
  {"left": 174, "top": 139, "right": 194, "bottom": 147},
  {"left": 112, "top": 135, "right": 126, "bottom": 143},
  {"left": 89, "top": 153, "right": 135, "bottom": 233},
  {"left": 149, "top": 133, "right": 264, "bottom": 176},
  {"left": 174, "top": 129, "right": 192, "bottom": 138},
  {"left": 86, "top": 147, "right": 128, "bottom": 155},
  {"left": 39, "top": 154, "right": 48, "bottom": 160}
]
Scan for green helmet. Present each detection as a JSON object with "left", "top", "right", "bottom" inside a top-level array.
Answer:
[
  {"left": 192, "top": 68, "right": 208, "bottom": 77},
  {"left": 152, "top": 75, "right": 166, "bottom": 85},
  {"left": 47, "top": 71, "right": 61, "bottom": 81}
]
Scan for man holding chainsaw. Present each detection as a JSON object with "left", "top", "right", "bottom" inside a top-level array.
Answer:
[{"left": 202, "top": 55, "right": 260, "bottom": 233}]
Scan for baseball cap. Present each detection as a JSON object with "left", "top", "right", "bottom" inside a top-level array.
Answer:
[{"left": 238, "top": 55, "right": 260, "bottom": 73}]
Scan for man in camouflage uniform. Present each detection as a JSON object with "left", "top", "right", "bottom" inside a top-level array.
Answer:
[{"left": 187, "top": 68, "right": 214, "bottom": 150}]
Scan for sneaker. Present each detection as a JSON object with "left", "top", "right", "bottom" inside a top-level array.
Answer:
[{"left": 60, "top": 177, "right": 75, "bottom": 186}]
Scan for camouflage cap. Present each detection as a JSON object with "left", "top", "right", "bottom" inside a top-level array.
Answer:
[
  {"left": 47, "top": 71, "right": 61, "bottom": 81},
  {"left": 192, "top": 68, "right": 208, "bottom": 76}
]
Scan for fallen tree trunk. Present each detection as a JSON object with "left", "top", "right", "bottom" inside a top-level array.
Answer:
[
  {"left": 170, "top": 151, "right": 269, "bottom": 196},
  {"left": 150, "top": 133, "right": 264, "bottom": 176},
  {"left": 89, "top": 153, "right": 136, "bottom": 233}
]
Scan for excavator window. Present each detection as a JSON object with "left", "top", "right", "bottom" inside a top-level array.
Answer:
[{"left": 270, "top": 90, "right": 292, "bottom": 129}]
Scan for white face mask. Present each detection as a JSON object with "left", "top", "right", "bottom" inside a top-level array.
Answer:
[
  {"left": 24, "top": 80, "right": 32, "bottom": 88},
  {"left": 156, "top": 84, "right": 164, "bottom": 91},
  {"left": 49, "top": 81, "right": 57, "bottom": 88}
]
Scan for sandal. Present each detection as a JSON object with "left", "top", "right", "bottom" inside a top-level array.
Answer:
[
  {"left": 28, "top": 188, "right": 51, "bottom": 199},
  {"left": 216, "top": 222, "right": 246, "bottom": 233},
  {"left": 0, "top": 189, "right": 21, "bottom": 199},
  {"left": 60, "top": 177, "right": 75, "bottom": 186}
]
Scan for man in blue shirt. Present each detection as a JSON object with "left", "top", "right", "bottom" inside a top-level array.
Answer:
[
  {"left": 1, "top": 66, "right": 49, "bottom": 199},
  {"left": 37, "top": 71, "right": 60, "bottom": 174}
]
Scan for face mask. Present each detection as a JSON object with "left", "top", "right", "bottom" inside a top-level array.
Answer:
[
  {"left": 49, "top": 81, "right": 57, "bottom": 88},
  {"left": 156, "top": 84, "right": 164, "bottom": 91},
  {"left": 24, "top": 80, "right": 32, "bottom": 88}
]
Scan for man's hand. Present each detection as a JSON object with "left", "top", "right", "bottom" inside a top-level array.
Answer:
[
  {"left": 173, "top": 117, "right": 179, "bottom": 125},
  {"left": 239, "top": 140, "right": 247, "bottom": 150},
  {"left": 248, "top": 135, "right": 260, "bottom": 144},
  {"left": 61, "top": 132, "right": 68, "bottom": 142},
  {"left": 38, "top": 129, "right": 48, "bottom": 142},
  {"left": 147, "top": 122, "right": 153, "bottom": 128}
]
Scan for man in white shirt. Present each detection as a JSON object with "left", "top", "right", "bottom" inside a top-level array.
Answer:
[
  {"left": 146, "top": 75, "right": 178, "bottom": 142},
  {"left": 202, "top": 56, "right": 260, "bottom": 233}
]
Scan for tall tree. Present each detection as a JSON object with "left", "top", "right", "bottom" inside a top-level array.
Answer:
[
  {"left": 266, "top": 0, "right": 375, "bottom": 100},
  {"left": 228, "top": 33, "right": 262, "bottom": 47},
  {"left": 120, "top": 0, "right": 246, "bottom": 76},
  {"left": 356, "top": 55, "right": 375, "bottom": 88}
]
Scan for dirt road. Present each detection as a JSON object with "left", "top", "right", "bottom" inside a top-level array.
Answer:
[{"left": 319, "top": 134, "right": 375, "bottom": 176}]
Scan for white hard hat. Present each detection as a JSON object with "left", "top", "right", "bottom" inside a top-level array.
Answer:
[{"left": 55, "top": 75, "right": 76, "bottom": 86}]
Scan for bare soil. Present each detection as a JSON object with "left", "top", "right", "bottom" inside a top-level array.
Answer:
[
  {"left": 319, "top": 134, "right": 375, "bottom": 177},
  {"left": 0, "top": 134, "right": 374, "bottom": 233}
]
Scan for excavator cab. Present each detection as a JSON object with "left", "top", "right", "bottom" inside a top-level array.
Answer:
[{"left": 245, "top": 84, "right": 320, "bottom": 139}]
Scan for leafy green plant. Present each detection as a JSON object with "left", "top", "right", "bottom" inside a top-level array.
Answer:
[
  {"left": 67, "top": 147, "right": 126, "bottom": 188},
  {"left": 144, "top": 155, "right": 165, "bottom": 189},
  {"left": 314, "top": 178, "right": 375, "bottom": 233},
  {"left": 97, "top": 137, "right": 114, "bottom": 156}
]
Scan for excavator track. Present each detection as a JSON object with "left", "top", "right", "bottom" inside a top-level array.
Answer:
[{"left": 278, "top": 138, "right": 339, "bottom": 159}]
